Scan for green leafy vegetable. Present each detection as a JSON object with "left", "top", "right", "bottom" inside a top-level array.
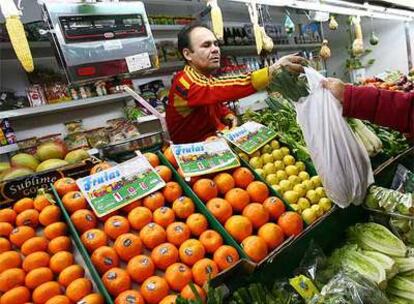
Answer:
[
  {"left": 394, "top": 257, "right": 414, "bottom": 274},
  {"left": 268, "top": 68, "right": 309, "bottom": 103}
]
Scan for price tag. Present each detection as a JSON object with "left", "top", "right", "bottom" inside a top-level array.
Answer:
[
  {"left": 103, "top": 40, "right": 122, "bottom": 51},
  {"left": 125, "top": 53, "right": 151, "bottom": 73}
]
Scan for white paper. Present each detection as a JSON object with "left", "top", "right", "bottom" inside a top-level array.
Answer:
[{"left": 125, "top": 52, "right": 151, "bottom": 73}]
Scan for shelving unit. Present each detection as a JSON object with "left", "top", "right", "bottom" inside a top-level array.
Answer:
[{"left": 0, "top": 144, "right": 19, "bottom": 155}]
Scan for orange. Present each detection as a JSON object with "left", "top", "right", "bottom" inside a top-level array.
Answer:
[
  {"left": 0, "top": 237, "right": 11, "bottom": 253},
  {"left": 192, "top": 258, "right": 219, "bottom": 286},
  {"left": 66, "top": 277, "right": 92, "bottom": 302},
  {"left": 166, "top": 222, "right": 191, "bottom": 246},
  {"left": 81, "top": 229, "right": 108, "bottom": 252},
  {"left": 150, "top": 242, "right": 179, "bottom": 270},
  {"left": 214, "top": 172, "right": 237, "bottom": 195},
  {"left": 0, "top": 222, "right": 13, "bottom": 237},
  {"left": 186, "top": 213, "right": 208, "bottom": 236},
  {"left": 54, "top": 177, "right": 79, "bottom": 197},
  {"left": 127, "top": 255, "right": 154, "bottom": 283},
  {"left": 224, "top": 215, "right": 253, "bottom": 243},
  {"left": 165, "top": 262, "right": 192, "bottom": 291},
  {"left": 62, "top": 191, "right": 87, "bottom": 214},
  {"left": 49, "top": 251, "right": 74, "bottom": 273},
  {"left": 77, "top": 293, "right": 104, "bottom": 304},
  {"left": 58, "top": 264, "right": 84, "bottom": 287},
  {"left": 43, "top": 222, "right": 68, "bottom": 240},
  {"left": 91, "top": 246, "right": 119, "bottom": 274},
  {"left": 242, "top": 203, "right": 270, "bottom": 229},
  {"left": 192, "top": 179, "right": 218, "bottom": 203},
  {"left": 71, "top": 209, "right": 97, "bottom": 233},
  {"left": 45, "top": 295, "right": 71, "bottom": 304},
  {"left": 143, "top": 192, "right": 166, "bottom": 212},
  {"left": 263, "top": 197, "right": 286, "bottom": 220},
  {"left": 0, "top": 268, "right": 25, "bottom": 292},
  {"left": 99, "top": 210, "right": 119, "bottom": 223},
  {"left": 114, "top": 233, "right": 143, "bottom": 261},
  {"left": 33, "top": 192, "right": 53, "bottom": 211},
  {"left": 102, "top": 267, "right": 131, "bottom": 297},
  {"left": 0, "top": 251, "right": 22, "bottom": 273},
  {"left": 115, "top": 290, "right": 145, "bottom": 304},
  {"left": 25, "top": 267, "right": 53, "bottom": 289},
  {"left": 32, "top": 281, "right": 62, "bottom": 304},
  {"left": 206, "top": 198, "right": 233, "bottom": 224},
  {"left": 22, "top": 251, "right": 50, "bottom": 272},
  {"left": 246, "top": 181, "right": 269, "bottom": 203},
  {"left": 258, "top": 223, "right": 284, "bottom": 250},
  {"left": 153, "top": 207, "right": 175, "bottom": 228},
  {"left": 139, "top": 223, "right": 167, "bottom": 249},
  {"left": 199, "top": 230, "right": 223, "bottom": 254},
  {"left": 9, "top": 226, "right": 36, "bottom": 247},
  {"left": 21, "top": 236, "right": 48, "bottom": 256},
  {"left": 172, "top": 196, "right": 195, "bottom": 219},
  {"left": 180, "top": 284, "right": 206, "bottom": 302},
  {"left": 225, "top": 188, "right": 250, "bottom": 212},
  {"left": 155, "top": 165, "right": 172, "bottom": 182},
  {"left": 241, "top": 236, "right": 268, "bottom": 262},
  {"left": 128, "top": 207, "right": 152, "bottom": 230},
  {"left": 90, "top": 162, "right": 112, "bottom": 175},
  {"left": 0, "top": 208, "right": 16, "bottom": 224},
  {"left": 13, "top": 198, "right": 34, "bottom": 214},
  {"left": 160, "top": 295, "right": 178, "bottom": 304},
  {"left": 179, "top": 239, "right": 205, "bottom": 266},
  {"left": 104, "top": 215, "right": 130, "bottom": 240},
  {"left": 232, "top": 167, "right": 255, "bottom": 189},
  {"left": 48, "top": 236, "right": 72, "bottom": 254},
  {"left": 140, "top": 276, "right": 169, "bottom": 304},
  {"left": 277, "top": 211, "right": 304, "bottom": 237},
  {"left": 213, "top": 245, "right": 239, "bottom": 271},
  {"left": 16, "top": 209, "right": 39, "bottom": 228},
  {"left": 144, "top": 152, "right": 160, "bottom": 167},
  {"left": 164, "top": 146, "right": 178, "bottom": 168},
  {"left": 121, "top": 200, "right": 142, "bottom": 214},
  {"left": 0, "top": 286, "right": 31, "bottom": 304},
  {"left": 162, "top": 182, "right": 183, "bottom": 203}
]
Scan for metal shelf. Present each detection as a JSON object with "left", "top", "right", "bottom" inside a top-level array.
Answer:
[
  {"left": 0, "top": 144, "right": 19, "bottom": 155},
  {"left": 0, "top": 41, "right": 55, "bottom": 60},
  {"left": 151, "top": 24, "right": 185, "bottom": 31},
  {"left": 221, "top": 43, "right": 321, "bottom": 55}
]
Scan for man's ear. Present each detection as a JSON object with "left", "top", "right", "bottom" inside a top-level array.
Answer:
[{"left": 182, "top": 48, "right": 192, "bottom": 62}]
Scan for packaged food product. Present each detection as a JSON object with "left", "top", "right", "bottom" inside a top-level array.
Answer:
[
  {"left": 37, "top": 133, "right": 63, "bottom": 144},
  {"left": 44, "top": 82, "right": 71, "bottom": 104},
  {"left": 64, "top": 120, "right": 84, "bottom": 135},
  {"left": 64, "top": 132, "right": 89, "bottom": 151},
  {"left": 27, "top": 85, "right": 47, "bottom": 107},
  {"left": 86, "top": 128, "right": 109, "bottom": 148},
  {"left": 17, "top": 137, "right": 38, "bottom": 155}
]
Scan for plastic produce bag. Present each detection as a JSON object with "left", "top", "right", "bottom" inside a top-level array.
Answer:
[{"left": 294, "top": 67, "right": 374, "bottom": 207}]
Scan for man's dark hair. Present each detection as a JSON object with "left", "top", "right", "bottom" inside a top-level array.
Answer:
[{"left": 177, "top": 22, "right": 211, "bottom": 60}]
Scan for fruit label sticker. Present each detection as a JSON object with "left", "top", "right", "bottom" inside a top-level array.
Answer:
[
  {"left": 172, "top": 139, "right": 240, "bottom": 177},
  {"left": 222, "top": 121, "right": 277, "bottom": 154},
  {"left": 76, "top": 155, "right": 165, "bottom": 217}
]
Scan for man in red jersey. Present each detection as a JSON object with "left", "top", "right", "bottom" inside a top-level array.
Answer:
[{"left": 166, "top": 23, "right": 304, "bottom": 143}]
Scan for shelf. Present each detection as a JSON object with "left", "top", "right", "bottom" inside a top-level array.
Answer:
[
  {"left": 137, "top": 113, "right": 165, "bottom": 123},
  {"left": 0, "top": 144, "right": 19, "bottom": 155},
  {"left": 151, "top": 24, "right": 185, "bottom": 31},
  {"left": 0, "top": 41, "right": 55, "bottom": 60},
  {"left": 221, "top": 43, "right": 321, "bottom": 55},
  {"left": 0, "top": 92, "right": 132, "bottom": 120}
]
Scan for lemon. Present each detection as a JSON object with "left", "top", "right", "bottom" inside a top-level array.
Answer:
[
  {"left": 306, "top": 190, "right": 320, "bottom": 204},
  {"left": 301, "top": 180, "right": 315, "bottom": 191},
  {"left": 283, "top": 155, "right": 296, "bottom": 166},
  {"left": 261, "top": 144, "right": 272, "bottom": 154},
  {"left": 311, "top": 176, "right": 322, "bottom": 187},
  {"left": 315, "top": 187, "right": 326, "bottom": 198},
  {"left": 298, "top": 171, "right": 310, "bottom": 181},
  {"left": 263, "top": 163, "right": 276, "bottom": 175},
  {"left": 280, "top": 147, "right": 290, "bottom": 156},
  {"left": 290, "top": 204, "right": 301, "bottom": 212},
  {"left": 270, "top": 140, "right": 280, "bottom": 150},
  {"left": 276, "top": 170, "right": 288, "bottom": 181},
  {"left": 238, "top": 153, "right": 249, "bottom": 161},
  {"left": 293, "top": 184, "right": 306, "bottom": 197},
  {"left": 271, "top": 149, "right": 283, "bottom": 161},
  {"left": 249, "top": 157, "right": 263, "bottom": 169},
  {"left": 274, "top": 160, "right": 285, "bottom": 171},
  {"left": 319, "top": 197, "right": 332, "bottom": 212},
  {"left": 288, "top": 175, "right": 302, "bottom": 186},
  {"left": 285, "top": 165, "right": 299, "bottom": 176},
  {"left": 302, "top": 208, "right": 317, "bottom": 224},
  {"left": 272, "top": 184, "right": 282, "bottom": 193},
  {"left": 261, "top": 153, "right": 274, "bottom": 164},
  {"left": 251, "top": 151, "right": 261, "bottom": 158},
  {"left": 311, "top": 204, "right": 323, "bottom": 217},
  {"left": 279, "top": 180, "right": 293, "bottom": 192},
  {"left": 295, "top": 161, "right": 306, "bottom": 172},
  {"left": 283, "top": 190, "right": 299, "bottom": 204},
  {"left": 266, "top": 174, "right": 279, "bottom": 185},
  {"left": 297, "top": 197, "right": 311, "bottom": 210}
]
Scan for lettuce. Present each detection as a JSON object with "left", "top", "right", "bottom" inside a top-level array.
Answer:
[
  {"left": 387, "top": 276, "right": 414, "bottom": 301},
  {"left": 363, "top": 251, "right": 398, "bottom": 279},
  {"left": 394, "top": 257, "right": 414, "bottom": 274}
]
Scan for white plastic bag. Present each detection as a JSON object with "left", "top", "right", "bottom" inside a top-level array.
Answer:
[{"left": 294, "top": 67, "right": 374, "bottom": 207}]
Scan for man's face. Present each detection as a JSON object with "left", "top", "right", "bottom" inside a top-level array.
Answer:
[{"left": 183, "top": 27, "right": 221, "bottom": 73}]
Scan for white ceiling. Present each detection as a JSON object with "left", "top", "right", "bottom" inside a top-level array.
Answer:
[{"left": 378, "top": 0, "right": 414, "bottom": 9}]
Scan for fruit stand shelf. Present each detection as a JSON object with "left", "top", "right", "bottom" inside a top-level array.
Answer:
[
  {"left": 0, "top": 144, "right": 19, "bottom": 155},
  {"left": 221, "top": 43, "right": 321, "bottom": 55},
  {"left": 0, "top": 92, "right": 132, "bottom": 120}
]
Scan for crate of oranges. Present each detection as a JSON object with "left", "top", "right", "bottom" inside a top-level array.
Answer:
[
  {"left": 0, "top": 190, "right": 105, "bottom": 304},
  {"left": 51, "top": 155, "right": 249, "bottom": 304}
]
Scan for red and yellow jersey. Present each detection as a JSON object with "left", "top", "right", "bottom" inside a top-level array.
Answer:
[{"left": 166, "top": 65, "right": 270, "bottom": 143}]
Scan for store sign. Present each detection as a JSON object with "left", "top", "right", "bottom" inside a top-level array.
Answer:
[
  {"left": 172, "top": 139, "right": 240, "bottom": 177},
  {"left": 77, "top": 154, "right": 165, "bottom": 217},
  {"left": 223, "top": 121, "right": 277, "bottom": 155}
]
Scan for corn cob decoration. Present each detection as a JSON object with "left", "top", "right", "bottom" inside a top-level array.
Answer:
[
  {"left": 207, "top": 0, "right": 224, "bottom": 41},
  {"left": 1, "top": 0, "right": 34, "bottom": 72}
]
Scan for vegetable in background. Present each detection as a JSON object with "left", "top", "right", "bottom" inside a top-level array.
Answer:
[
  {"left": 268, "top": 68, "right": 309, "bottom": 103},
  {"left": 364, "top": 186, "right": 413, "bottom": 216},
  {"left": 348, "top": 118, "right": 383, "bottom": 157},
  {"left": 387, "top": 276, "right": 414, "bottom": 302},
  {"left": 363, "top": 250, "right": 399, "bottom": 279},
  {"left": 394, "top": 257, "right": 414, "bottom": 274}
]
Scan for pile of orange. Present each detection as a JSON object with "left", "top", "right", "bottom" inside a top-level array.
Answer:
[
  {"left": 0, "top": 193, "right": 104, "bottom": 304},
  {"left": 53, "top": 152, "right": 241, "bottom": 304},
  {"left": 163, "top": 148, "right": 304, "bottom": 263}
]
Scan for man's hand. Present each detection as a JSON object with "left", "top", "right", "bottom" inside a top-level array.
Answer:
[
  {"left": 322, "top": 78, "right": 345, "bottom": 103},
  {"left": 223, "top": 113, "right": 238, "bottom": 129},
  {"left": 269, "top": 54, "right": 306, "bottom": 75}
]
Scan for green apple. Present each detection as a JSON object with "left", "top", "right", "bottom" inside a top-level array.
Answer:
[
  {"left": 283, "top": 155, "right": 296, "bottom": 166},
  {"left": 311, "top": 204, "right": 323, "bottom": 217},
  {"left": 271, "top": 149, "right": 283, "bottom": 161},
  {"left": 274, "top": 160, "right": 285, "bottom": 171},
  {"left": 261, "top": 153, "right": 274, "bottom": 164},
  {"left": 261, "top": 144, "right": 272, "bottom": 154},
  {"left": 279, "top": 180, "right": 293, "bottom": 192},
  {"left": 263, "top": 163, "right": 277, "bottom": 175},
  {"left": 297, "top": 197, "right": 311, "bottom": 210},
  {"left": 272, "top": 184, "right": 282, "bottom": 193},
  {"left": 288, "top": 175, "right": 302, "bottom": 186},
  {"left": 306, "top": 190, "right": 320, "bottom": 204},
  {"left": 251, "top": 151, "right": 261, "bottom": 158},
  {"left": 295, "top": 161, "right": 306, "bottom": 172},
  {"left": 290, "top": 204, "right": 301, "bottom": 212},
  {"left": 276, "top": 170, "right": 288, "bottom": 181},
  {"left": 311, "top": 176, "right": 322, "bottom": 187},
  {"left": 280, "top": 146, "right": 290, "bottom": 156},
  {"left": 270, "top": 140, "right": 280, "bottom": 150},
  {"left": 319, "top": 197, "right": 332, "bottom": 212},
  {"left": 301, "top": 180, "right": 315, "bottom": 191},
  {"left": 315, "top": 187, "right": 326, "bottom": 198},
  {"left": 298, "top": 171, "right": 310, "bottom": 181},
  {"left": 293, "top": 184, "right": 306, "bottom": 197},
  {"left": 249, "top": 157, "right": 263, "bottom": 169},
  {"left": 266, "top": 174, "right": 279, "bottom": 185},
  {"left": 302, "top": 208, "right": 317, "bottom": 224},
  {"left": 285, "top": 165, "right": 299, "bottom": 176},
  {"left": 255, "top": 169, "right": 265, "bottom": 178},
  {"left": 283, "top": 190, "right": 299, "bottom": 204}
]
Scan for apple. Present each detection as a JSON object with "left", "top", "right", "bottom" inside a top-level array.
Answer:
[
  {"left": 283, "top": 190, "right": 299, "bottom": 204},
  {"left": 279, "top": 180, "right": 293, "bottom": 192},
  {"left": 274, "top": 160, "right": 285, "bottom": 171},
  {"left": 261, "top": 153, "right": 274, "bottom": 164},
  {"left": 270, "top": 140, "right": 280, "bottom": 150},
  {"left": 285, "top": 165, "right": 299, "bottom": 176},
  {"left": 315, "top": 187, "right": 326, "bottom": 198},
  {"left": 301, "top": 180, "right": 315, "bottom": 191},
  {"left": 319, "top": 197, "right": 332, "bottom": 212},
  {"left": 283, "top": 155, "right": 295, "bottom": 166},
  {"left": 276, "top": 170, "right": 288, "bottom": 181},
  {"left": 298, "top": 171, "right": 310, "bottom": 181},
  {"left": 297, "top": 197, "right": 311, "bottom": 210},
  {"left": 311, "top": 204, "right": 323, "bottom": 217},
  {"left": 271, "top": 149, "right": 283, "bottom": 161},
  {"left": 263, "top": 163, "right": 277, "bottom": 175},
  {"left": 288, "top": 175, "right": 301, "bottom": 186},
  {"left": 249, "top": 157, "right": 263, "bottom": 169},
  {"left": 306, "top": 190, "right": 320, "bottom": 204},
  {"left": 266, "top": 174, "right": 279, "bottom": 185},
  {"left": 280, "top": 147, "right": 290, "bottom": 156},
  {"left": 295, "top": 161, "right": 306, "bottom": 172},
  {"left": 293, "top": 184, "right": 306, "bottom": 197},
  {"left": 302, "top": 208, "right": 317, "bottom": 224},
  {"left": 311, "top": 176, "right": 322, "bottom": 187}
]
